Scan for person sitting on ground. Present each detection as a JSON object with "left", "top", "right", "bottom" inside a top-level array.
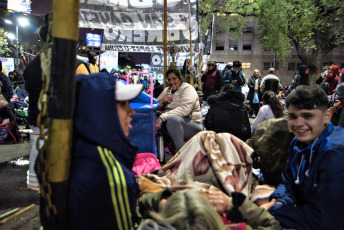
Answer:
[
  {"left": 251, "top": 91, "right": 284, "bottom": 134},
  {"left": 68, "top": 73, "right": 143, "bottom": 230},
  {"left": 156, "top": 68, "right": 203, "bottom": 152},
  {"left": 205, "top": 84, "right": 251, "bottom": 141},
  {"left": 262, "top": 85, "right": 344, "bottom": 230},
  {"left": 139, "top": 189, "right": 280, "bottom": 230}
]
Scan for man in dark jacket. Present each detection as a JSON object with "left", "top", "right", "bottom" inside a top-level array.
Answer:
[
  {"left": 247, "top": 69, "right": 262, "bottom": 117},
  {"left": 223, "top": 60, "right": 246, "bottom": 91},
  {"left": 205, "top": 84, "right": 251, "bottom": 141},
  {"left": 12, "top": 70, "right": 25, "bottom": 90},
  {"left": 0, "top": 61, "right": 16, "bottom": 122},
  {"left": 263, "top": 86, "right": 344, "bottom": 230}
]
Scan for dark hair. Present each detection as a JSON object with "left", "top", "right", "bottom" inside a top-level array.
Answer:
[
  {"left": 8, "top": 71, "right": 14, "bottom": 76},
  {"left": 207, "top": 61, "right": 217, "bottom": 70},
  {"left": 220, "top": 83, "right": 235, "bottom": 93},
  {"left": 166, "top": 68, "right": 183, "bottom": 82},
  {"left": 262, "top": 91, "right": 284, "bottom": 118},
  {"left": 233, "top": 60, "right": 241, "bottom": 68},
  {"left": 286, "top": 85, "right": 328, "bottom": 111},
  {"left": 0, "top": 60, "right": 2, "bottom": 72}
]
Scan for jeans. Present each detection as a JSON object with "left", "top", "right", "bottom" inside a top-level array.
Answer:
[{"left": 164, "top": 115, "right": 203, "bottom": 152}]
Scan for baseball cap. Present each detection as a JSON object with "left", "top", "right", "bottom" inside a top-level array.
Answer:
[{"left": 116, "top": 80, "right": 143, "bottom": 101}]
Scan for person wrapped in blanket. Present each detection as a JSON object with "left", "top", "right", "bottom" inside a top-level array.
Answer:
[
  {"left": 139, "top": 189, "right": 281, "bottom": 230},
  {"left": 68, "top": 73, "right": 143, "bottom": 229},
  {"left": 262, "top": 86, "right": 344, "bottom": 229}
]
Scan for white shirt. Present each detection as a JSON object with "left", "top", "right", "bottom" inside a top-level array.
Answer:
[{"left": 251, "top": 105, "right": 276, "bottom": 131}]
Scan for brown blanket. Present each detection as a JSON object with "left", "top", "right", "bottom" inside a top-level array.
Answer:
[{"left": 138, "top": 131, "right": 253, "bottom": 197}]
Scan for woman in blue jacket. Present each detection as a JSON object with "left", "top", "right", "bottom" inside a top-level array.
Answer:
[{"left": 263, "top": 85, "right": 344, "bottom": 230}]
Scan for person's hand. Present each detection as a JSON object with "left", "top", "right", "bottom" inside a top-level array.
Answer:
[
  {"left": 204, "top": 68, "right": 208, "bottom": 74},
  {"left": 260, "top": 199, "right": 276, "bottom": 210},
  {"left": 254, "top": 88, "right": 258, "bottom": 92},
  {"left": 231, "top": 80, "right": 237, "bottom": 85},
  {"left": 208, "top": 191, "right": 232, "bottom": 214},
  {"left": 159, "top": 198, "right": 167, "bottom": 212},
  {"left": 156, "top": 117, "right": 163, "bottom": 130},
  {"left": 332, "top": 100, "right": 341, "bottom": 113},
  {"left": 162, "top": 92, "right": 172, "bottom": 104}
]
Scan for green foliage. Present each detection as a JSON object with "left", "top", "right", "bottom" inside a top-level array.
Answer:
[{"left": 0, "top": 28, "right": 11, "bottom": 57}]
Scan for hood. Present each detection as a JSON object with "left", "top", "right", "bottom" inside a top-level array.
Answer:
[
  {"left": 74, "top": 72, "right": 138, "bottom": 168},
  {"left": 298, "top": 65, "right": 309, "bottom": 76},
  {"left": 213, "top": 90, "right": 245, "bottom": 110},
  {"left": 328, "top": 65, "right": 340, "bottom": 79}
]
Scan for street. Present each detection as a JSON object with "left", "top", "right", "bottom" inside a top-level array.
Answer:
[{"left": 0, "top": 142, "right": 41, "bottom": 230}]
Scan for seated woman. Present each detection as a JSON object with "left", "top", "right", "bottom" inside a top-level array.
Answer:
[
  {"left": 251, "top": 91, "right": 284, "bottom": 133},
  {"left": 156, "top": 68, "right": 203, "bottom": 152},
  {"left": 205, "top": 84, "right": 251, "bottom": 141}
]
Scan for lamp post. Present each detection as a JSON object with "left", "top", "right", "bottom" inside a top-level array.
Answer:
[{"left": 5, "top": 17, "right": 29, "bottom": 72}]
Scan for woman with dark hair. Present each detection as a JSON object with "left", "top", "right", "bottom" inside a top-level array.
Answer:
[
  {"left": 201, "top": 60, "right": 223, "bottom": 101},
  {"left": 181, "top": 59, "right": 195, "bottom": 86},
  {"left": 205, "top": 84, "right": 251, "bottom": 141},
  {"left": 156, "top": 68, "right": 202, "bottom": 152},
  {"left": 251, "top": 91, "right": 284, "bottom": 132}
]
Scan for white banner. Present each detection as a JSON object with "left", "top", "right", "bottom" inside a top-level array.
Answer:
[
  {"left": 102, "top": 43, "right": 199, "bottom": 53},
  {"left": 0, "top": 57, "right": 15, "bottom": 74}
]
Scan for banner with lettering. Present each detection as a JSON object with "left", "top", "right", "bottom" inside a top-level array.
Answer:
[{"left": 79, "top": 0, "right": 199, "bottom": 48}]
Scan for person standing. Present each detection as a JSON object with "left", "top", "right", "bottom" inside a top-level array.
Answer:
[
  {"left": 0, "top": 61, "right": 16, "bottom": 123},
  {"left": 181, "top": 59, "right": 195, "bottom": 86},
  {"left": 260, "top": 68, "right": 281, "bottom": 94},
  {"left": 201, "top": 61, "right": 223, "bottom": 101},
  {"left": 247, "top": 69, "right": 262, "bottom": 118},
  {"left": 223, "top": 60, "right": 246, "bottom": 91},
  {"left": 294, "top": 65, "right": 310, "bottom": 88}
]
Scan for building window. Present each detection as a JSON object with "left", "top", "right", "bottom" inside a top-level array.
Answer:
[
  {"left": 288, "top": 62, "right": 296, "bottom": 70},
  {"left": 244, "top": 26, "right": 253, "bottom": 33},
  {"left": 263, "top": 62, "right": 270, "bottom": 70},
  {"left": 229, "top": 40, "right": 238, "bottom": 51},
  {"left": 242, "top": 62, "right": 251, "bottom": 69},
  {"left": 243, "top": 40, "right": 252, "bottom": 51},
  {"left": 216, "top": 41, "right": 224, "bottom": 50}
]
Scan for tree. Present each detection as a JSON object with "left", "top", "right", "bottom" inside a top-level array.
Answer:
[
  {"left": 0, "top": 28, "right": 11, "bottom": 57},
  {"left": 198, "top": 0, "right": 344, "bottom": 82}
]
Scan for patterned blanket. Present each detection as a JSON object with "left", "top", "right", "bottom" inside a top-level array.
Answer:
[{"left": 138, "top": 131, "right": 253, "bottom": 197}]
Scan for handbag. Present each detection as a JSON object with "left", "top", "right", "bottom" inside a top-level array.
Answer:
[
  {"left": 253, "top": 91, "right": 259, "bottom": 104},
  {"left": 0, "top": 94, "right": 8, "bottom": 111}
]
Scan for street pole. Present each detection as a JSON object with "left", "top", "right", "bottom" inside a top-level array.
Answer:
[{"left": 16, "top": 24, "right": 18, "bottom": 71}]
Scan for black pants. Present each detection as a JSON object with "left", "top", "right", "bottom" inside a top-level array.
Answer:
[{"left": 249, "top": 102, "right": 260, "bottom": 116}]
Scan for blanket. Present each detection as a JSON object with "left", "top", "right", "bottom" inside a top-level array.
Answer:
[{"left": 138, "top": 131, "right": 253, "bottom": 197}]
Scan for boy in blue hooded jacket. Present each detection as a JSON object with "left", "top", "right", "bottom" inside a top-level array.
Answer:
[{"left": 263, "top": 85, "right": 344, "bottom": 229}]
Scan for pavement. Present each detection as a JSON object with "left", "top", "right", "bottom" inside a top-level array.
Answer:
[{"left": 0, "top": 140, "right": 41, "bottom": 230}]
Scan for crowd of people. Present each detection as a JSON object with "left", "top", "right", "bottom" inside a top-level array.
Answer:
[{"left": 2, "top": 27, "right": 344, "bottom": 229}]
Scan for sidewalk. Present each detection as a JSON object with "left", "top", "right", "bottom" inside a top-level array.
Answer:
[{"left": 0, "top": 142, "right": 30, "bottom": 164}]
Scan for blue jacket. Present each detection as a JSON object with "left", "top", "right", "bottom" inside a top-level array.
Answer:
[
  {"left": 69, "top": 73, "right": 139, "bottom": 230},
  {"left": 269, "top": 123, "right": 344, "bottom": 230},
  {"left": 223, "top": 69, "right": 245, "bottom": 91}
]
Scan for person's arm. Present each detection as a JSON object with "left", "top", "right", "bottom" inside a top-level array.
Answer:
[
  {"left": 269, "top": 148, "right": 344, "bottom": 229},
  {"left": 260, "top": 77, "right": 266, "bottom": 93},
  {"left": 247, "top": 78, "right": 255, "bottom": 89},
  {"left": 335, "top": 76, "right": 344, "bottom": 97},
  {"left": 251, "top": 106, "right": 267, "bottom": 131},
  {"left": 223, "top": 70, "right": 231, "bottom": 84},
  {"left": 156, "top": 88, "right": 170, "bottom": 111},
  {"left": 237, "top": 72, "right": 246, "bottom": 86},
  {"left": 204, "top": 106, "right": 215, "bottom": 131},
  {"left": 159, "top": 86, "right": 198, "bottom": 121}
]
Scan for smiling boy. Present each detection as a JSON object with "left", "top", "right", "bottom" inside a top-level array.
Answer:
[{"left": 265, "top": 86, "right": 344, "bottom": 229}]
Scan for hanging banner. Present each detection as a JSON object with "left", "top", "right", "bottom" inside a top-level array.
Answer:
[
  {"left": 102, "top": 43, "right": 199, "bottom": 53},
  {"left": 79, "top": 0, "right": 199, "bottom": 47}
]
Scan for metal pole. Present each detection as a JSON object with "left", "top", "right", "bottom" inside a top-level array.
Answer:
[
  {"left": 163, "top": 0, "right": 167, "bottom": 88},
  {"left": 16, "top": 24, "right": 18, "bottom": 71}
]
